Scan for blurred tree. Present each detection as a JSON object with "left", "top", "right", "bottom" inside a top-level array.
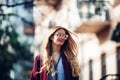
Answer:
[
  {"left": 0, "top": 0, "right": 33, "bottom": 80},
  {"left": 0, "top": 1, "right": 34, "bottom": 79}
]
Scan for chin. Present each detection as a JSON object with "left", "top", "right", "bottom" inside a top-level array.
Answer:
[{"left": 57, "top": 43, "right": 64, "bottom": 46}]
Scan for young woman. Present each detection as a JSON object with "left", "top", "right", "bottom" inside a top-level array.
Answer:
[{"left": 30, "top": 26, "right": 80, "bottom": 80}]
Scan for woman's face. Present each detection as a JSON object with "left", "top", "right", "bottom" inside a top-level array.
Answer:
[{"left": 51, "top": 29, "right": 68, "bottom": 46}]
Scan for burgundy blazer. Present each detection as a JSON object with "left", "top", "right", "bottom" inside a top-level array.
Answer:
[{"left": 30, "top": 52, "right": 79, "bottom": 80}]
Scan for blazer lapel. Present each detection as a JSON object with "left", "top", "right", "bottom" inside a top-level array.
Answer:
[{"left": 61, "top": 52, "right": 72, "bottom": 80}]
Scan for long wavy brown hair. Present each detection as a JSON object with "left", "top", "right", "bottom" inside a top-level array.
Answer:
[{"left": 40, "top": 26, "right": 80, "bottom": 77}]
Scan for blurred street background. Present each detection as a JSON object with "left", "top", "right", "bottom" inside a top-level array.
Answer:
[{"left": 0, "top": 0, "right": 120, "bottom": 80}]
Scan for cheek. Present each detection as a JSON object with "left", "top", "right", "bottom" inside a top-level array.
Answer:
[{"left": 52, "top": 37, "right": 58, "bottom": 43}]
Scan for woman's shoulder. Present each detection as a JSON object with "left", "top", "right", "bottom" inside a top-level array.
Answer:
[{"left": 35, "top": 53, "right": 43, "bottom": 61}]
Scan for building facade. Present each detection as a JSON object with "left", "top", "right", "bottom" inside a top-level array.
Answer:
[{"left": 75, "top": 0, "right": 120, "bottom": 80}]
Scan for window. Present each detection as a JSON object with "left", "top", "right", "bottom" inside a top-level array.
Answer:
[
  {"left": 117, "top": 47, "right": 120, "bottom": 74},
  {"left": 101, "top": 53, "right": 106, "bottom": 79},
  {"left": 89, "top": 60, "right": 93, "bottom": 80},
  {"left": 77, "top": 0, "right": 110, "bottom": 21},
  {"left": 111, "top": 22, "right": 120, "bottom": 42}
]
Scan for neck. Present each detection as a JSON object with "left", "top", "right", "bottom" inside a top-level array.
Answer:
[
  {"left": 52, "top": 45, "right": 61, "bottom": 64},
  {"left": 52, "top": 45, "right": 61, "bottom": 55}
]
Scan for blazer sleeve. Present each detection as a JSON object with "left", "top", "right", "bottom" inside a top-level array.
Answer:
[{"left": 30, "top": 55, "right": 41, "bottom": 80}]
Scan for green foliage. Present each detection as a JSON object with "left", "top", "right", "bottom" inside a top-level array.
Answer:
[{"left": 0, "top": 18, "right": 33, "bottom": 80}]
